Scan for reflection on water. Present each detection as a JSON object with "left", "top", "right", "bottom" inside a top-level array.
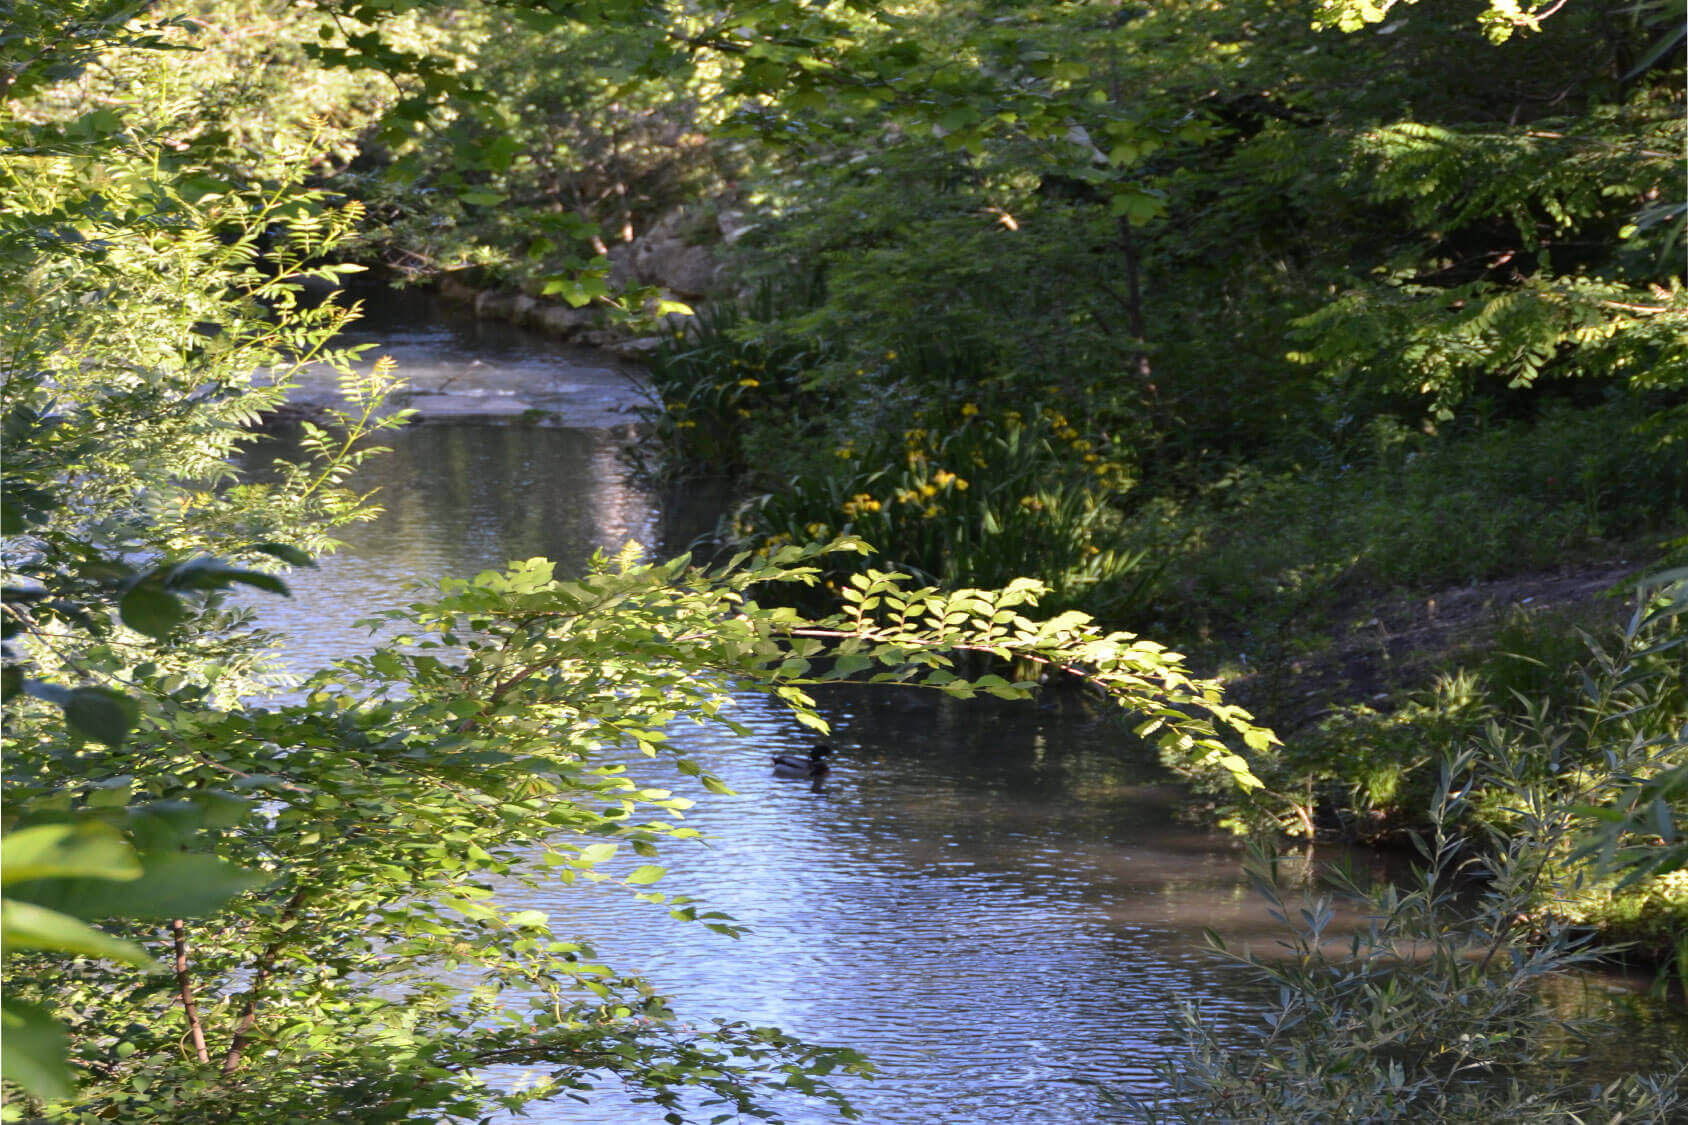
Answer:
[
  {"left": 241, "top": 416, "right": 1289, "bottom": 1121},
  {"left": 296, "top": 283, "right": 647, "bottom": 428},
  {"left": 500, "top": 690, "right": 1283, "bottom": 1124},
  {"left": 244, "top": 424, "right": 658, "bottom": 672},
  {"left": 242, "top": 336, "right": 1686, "bottom": 1120}
]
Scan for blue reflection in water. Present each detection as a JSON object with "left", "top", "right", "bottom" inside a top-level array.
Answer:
[
  {"left": 240, "top": 345, "right": 1684, "bottom": 1121},
  {"left": 241, "top": 411, "right": 1278, "bottom": 1121}
]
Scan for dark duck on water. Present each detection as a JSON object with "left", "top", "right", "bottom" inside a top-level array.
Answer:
[{"left": 771, "top": 743, "right": 833, "bottom": 779}]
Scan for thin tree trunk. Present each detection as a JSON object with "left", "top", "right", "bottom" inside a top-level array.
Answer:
[
  {"left": 221, "top": 885, "right": 309, "bottom": 1076},
  {"left": 1117, "top": 215, "right": 1148, "bottom": 347},
  {"left": 170, "top": 919, "right": 211, "bottom": 1064},
  {"left": 1117, "top": 215, "right": 1155, "bottom": 393}
]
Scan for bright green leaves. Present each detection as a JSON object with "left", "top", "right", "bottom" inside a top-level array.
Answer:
[
  {"left": 0, "top": 823, "right": 153, "bottom": 1100},
  {"left": 1311, "top": 0, "right": 1571, "bottom": 41},
  {"left": 541, "top": 258, "right": 613, "bottom": 309},
  {"left": 2, "top": 823, "right": 142, "bottom": 887},
  {"left": 387, "top": 540, "right": 1271, "bottom": 799}
]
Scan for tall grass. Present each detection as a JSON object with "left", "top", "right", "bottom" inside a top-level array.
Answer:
[
  {"left": 1130, "top": 401, "right": 1688, "bottom": 634},
  {"left": 731, "top": 405, "right": 1155, "bottom": 618},
  {"left": 1139, "top": 579, "right": 1688, "bottom": 1121}
]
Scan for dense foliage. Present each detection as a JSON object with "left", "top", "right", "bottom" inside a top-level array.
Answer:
[
  {"left": 4, "top": 0, "right": 1686, "bottom": 1119},
  {"left": 2, "top": 5, "right": 1278, "bottom": 1119}
]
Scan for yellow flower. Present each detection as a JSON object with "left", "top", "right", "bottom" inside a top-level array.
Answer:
[
  {"left": 738, "top": 378, "right": 760, "bottom": 388},
  {"left": 933, "top": 469, "right": 956, "bottom": 488},
  {"left": 841, "top": 492, "right": 882, "bottom": 517},
  {"left": 1071, "top": 439, "right": 1092, "bottom": 452},
  {"left": 1004, "top": 410, "right": 1022, "bottom": 423},
  {"left": 920, "top": 483, "right": 937, "bottom": 497},
  {"left": 805, "top": 521, "right": 830, "bottom": 537},
  {"left": 961, "top": 403, "right": 979, "bottom": 417},
  {"left": 1059, "top": 427, "right": 1079, "bottom": 440},
  {"left": 1083, "top": 453, "right": 1098, "bottom": 463},
  {"left": 677, "top": 420, "right": 697, "bottom": 430},
  {"left": 885, "top": 350, "right": 897, "bottom": 360},
  {"left": 737, "top": 408, "right": 752, "bottom": 418},
  {"left": 923, "top": 505, "right": 938, "bottom": 519},
  {"left": 954, "top": 477, "right": 969, "bottom": 491}
]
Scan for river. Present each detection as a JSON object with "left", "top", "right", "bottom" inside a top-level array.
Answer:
[{"left": 245, "top": 290, "right": 1684, "bottom": 1123}]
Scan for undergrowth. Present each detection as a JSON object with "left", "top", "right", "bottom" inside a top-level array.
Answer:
[
  {"left": 1129, "top": 400, "right": 1688, "bottom": 638},
  {"left": 1136, "top": 577, "right": 1688, "bottom": 1121}
]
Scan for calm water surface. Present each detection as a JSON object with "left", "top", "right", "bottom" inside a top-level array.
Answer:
[{"left": 244, "top": 298, "right": 1684, "bottom": 1123}]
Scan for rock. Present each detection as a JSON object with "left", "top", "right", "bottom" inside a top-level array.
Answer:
[
  {"left": 474, "top": 290, "right": 519, "bottom": 319},
  {"left": 609, "top": 336, "right": 665, "bottom": 359},
  {"left": 630, "top": 211, "right": 723, "bottom": 298},
  {"left": 717, "top": 208, "right": 754, "bottom": 245},
  {"left": 534, "top": 303, "right": 597, "bottom": 337},
  {"left": 510, "top": 294, "right": 540, "bottom": 327},
  {"left": 438, "top": 275, "right": 479, "bottom": 303},
  {"left": 663, "top": 245, "right": 721, "bottom": 298},
  {"left": 606, "top": 243, "right": 638, "bottom": 289}
]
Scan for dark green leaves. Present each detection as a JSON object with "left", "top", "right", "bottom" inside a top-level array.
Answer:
[
  {"left": 1, "top": 999, "right": 74, "bottom": 1101},
  {"left": 119, "top": 583, "right": 186, "bottom": 639},
  {"left": 118, "top": 555, "right": 294, "bottom": 639},
  {"left": 13, "top": 852, "right": 270, "bottom": 922},
  {"left": 63, "top": 687, "right": 140, "bottom": 748}
]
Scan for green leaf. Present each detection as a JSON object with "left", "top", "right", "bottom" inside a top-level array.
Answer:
[
  {"left": 0, "top": 824, "right": 142, "bottom": 887},
  {"left": 249, "top": 542, "right": 315, "bottom": 567},
  {"left": 63, "top": 687, "right": 139, "bottom": 748},
  {"left": 0, "top": 898, "right": 156, "bottom": 967},
  {"left": 12, "top": 853, "right": 268, "bottom": 921},
  {"left": 1, "top": 998, "right": 73, "bottom": 1101},
  {"left": 577, "top": 843, "right": 618, "bottom": 865},
  {"left": 625, "top": 865, "right": 666, "bottom": 885},
  {"left": 120, "top": 584, "right": 184, "bottom": 638}
]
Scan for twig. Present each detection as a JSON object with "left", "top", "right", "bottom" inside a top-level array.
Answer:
[{"left": 221, "top": 884, "right": 310, "bottom": 1076}]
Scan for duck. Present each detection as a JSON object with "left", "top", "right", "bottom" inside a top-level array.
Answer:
[{"left": 771, "top": 743, "right": 833, "bottom": 779}]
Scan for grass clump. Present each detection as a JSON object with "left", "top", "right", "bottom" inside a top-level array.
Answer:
[{"left": 1140, "top": 579, "right": 1688, "bottom": 1121}]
